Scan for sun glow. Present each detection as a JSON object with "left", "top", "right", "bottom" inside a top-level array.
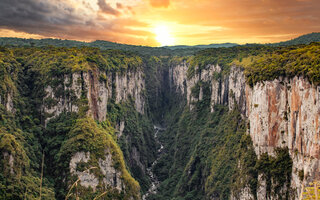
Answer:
[{"left": 153, "top": 25, "right": 175, "bottom": 46}]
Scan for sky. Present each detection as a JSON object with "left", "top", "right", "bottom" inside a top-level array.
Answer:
[{"left": 0, "top": 0, "right": 319, "bottom": 46}]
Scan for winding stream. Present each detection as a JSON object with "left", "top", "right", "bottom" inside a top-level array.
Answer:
[{"left": 142, "top": 125, "right": 165, "bottom": 200}]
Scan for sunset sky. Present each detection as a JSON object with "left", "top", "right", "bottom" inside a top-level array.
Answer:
[{"left": 0, "top": 0, "right": 319, "bottom": 46}]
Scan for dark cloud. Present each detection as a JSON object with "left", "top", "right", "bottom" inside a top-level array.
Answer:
[
  {"left": 97, "top": 0, "right": 120, "bottom": 15},
  {"left": 0, "top": 0, "right": 153, "bottom": 45},
  {"left": 150, "top": 0, "right": 170, "bottom": 8},
  {"left": 0, "top": 0, "right": 89, "bottom": 35}
]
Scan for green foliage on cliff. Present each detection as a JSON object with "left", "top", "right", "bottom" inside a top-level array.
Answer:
[
  {"left": 0, "top": 45, "right": 149, "bottom": 199},
  {"left": 151, "top": 98, "right": 293, "bottom": 200},
  {"left": 0, "top": 48, "right": 19, "bottom": 101},
  {"left": 13, "top": 46, "right": 143, "bottom": 75},
  {"left": 244, "top": 42, "right": 320, "bottom": 86},
  {"left": 54, "top": 116, "right": 140, "bottom": 200},
  {"left": 0, "top": 113, "right": 53, "bottom": 200},
  {"left": 148, "top": 64, "right": 294, "bottom": 200},
  {"left": 256, "top": 148, "right": 293, "bottom": 199},
  {"left": 144, "top": 56, "right": 173, "bottom": 122},
  {"left": 183, "top": 42, "right": 320, "bottom": 87},
  {"left": 182, "top": 42, "right": 320, "bottom": 87},
  {"left": 185, "top": 45, "right": 272, "bottom": 79},
  {"left": 107, "top": 99, "right": 157, "bottom": 193},
  {"left": 150, "top": 90, "right": 257, "bottom": 200},
  {"left": 0, "top": 49, "right": 56, "bottom": 199}
]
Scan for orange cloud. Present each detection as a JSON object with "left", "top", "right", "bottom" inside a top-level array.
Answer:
[
  {"left": 149, "top": 0, "right": 170, "bottom": 8},
  {"left": 0, "top": 0, "right": 319, "bottom": 46},
  {"left": 0, "top": 29, "right": 45, "bottom": 39}
]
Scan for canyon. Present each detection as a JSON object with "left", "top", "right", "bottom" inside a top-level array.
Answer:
[{"left": 0, "top": 43, "right": 319, "bottom": 199}]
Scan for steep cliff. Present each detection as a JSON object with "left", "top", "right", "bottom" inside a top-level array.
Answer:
[
  {"left": 165, "top": 43, "right": 320, "bottom": 199},
  {"left": 0, "top": 47, "right": 156, "bottom": 199}
]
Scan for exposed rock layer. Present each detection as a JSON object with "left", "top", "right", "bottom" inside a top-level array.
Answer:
[
  {"left": 169, "top": 63, "right": 320, "bottom": 199},
  {"left": 42, "top": 68, "right": 146, "bottom": 197},
  {"left": 44, "top": 69, "right": 145, "bottom": 123}
]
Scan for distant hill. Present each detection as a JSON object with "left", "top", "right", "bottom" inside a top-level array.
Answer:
[
  {"left": 0, "top": 37, "right": 174, "bottom": 56},
  {"left": 0, "top": 38, "right": 237, "bottom": 56},
  {"left": 164, "top": 43, "right": 238, "bottom": 50},
  {"left": 0, "top": 32, "right": 319, "bottom": 55},
  {"left": 270, "top": 32, "right": 320, "bottom": 46}
]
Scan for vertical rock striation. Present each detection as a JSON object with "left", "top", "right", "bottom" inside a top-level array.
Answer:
[
  {"left": 246, "top": 76, "right": 320, "bottom": 198},
  {"left": 44, "top": 69, "right": 145, "bottom": 123},
  {"left": 41, "top": 67, "right": 146, "bottom": 198},
  {"left": 169, "top": 62, "right": 320, "bottom": 199}
]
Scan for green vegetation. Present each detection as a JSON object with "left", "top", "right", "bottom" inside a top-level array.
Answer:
[
  {"left": 46, "top": 114, "right": 141, "bottom": 200},
  {"left": 1, "top": 37, "right": 318, "bottom": 200},
  {"left": 1, "top": 32, "right": 319, "bottom": 56},
  {"left": 0, "top": 46, "right": 148, "bottom": 199},
  {"left": 13, "top": 46, "right": 143, "bottom": 74},
  {"left": 244, "top": 42, "right": 320, "bottom": 86},
  {"left": 56, "top": 117, "right": 140, "bottom": 200},
  {"left": 184, "top": 42, "right": 320, "bottom": 87},
  {"left": 255, "top": 148, "right": 293, "bottom": 199},
  {"left": 185, "top": 45, "right": 273, "bottom": 79},
  {"left": 0, "top": 37, "right": 194, "bottom": 56},
  {"left": 145, "top": 77, "right": 257, "bottom": 200},
  {"left": 147, "top": 44, "right": 302, "bottom": 199},
  {"left": 0, "top": 48, "right": 55, "bottom": 199},
  {"left": 151, "top": 100, "right": 256, "bottom": 200},
  {"left": 106, "top": 99, "right": 157, "bottom": 193},
  {"left": 0, "top": 110, "right": 54, "bottom": 199},
  {"left": 144, "top": 56, "right": 174, "bottom": 122},
  {"left": 270, "top": 32, "right": 320, "bottom": 46},
  {"left": 150, "top": 91, "right": 293, "bottom": 200}
]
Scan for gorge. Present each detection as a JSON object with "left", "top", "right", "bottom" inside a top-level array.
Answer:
[{"left": 0, "top": 41, "right": 319, "bottom": 200}]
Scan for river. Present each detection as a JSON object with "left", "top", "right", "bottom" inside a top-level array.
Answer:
[{"left": 142, "top": 125, "right": 165, "bottom": 200}]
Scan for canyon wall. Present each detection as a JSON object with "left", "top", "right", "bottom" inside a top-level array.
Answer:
[
  {"left": 44, "top": 68, "right": 146, "bottom": 198},
  {"left": 44, "top": 69, "right": 145, "bottom": 123},
  {"left": 0, "top": 65, "right": 147, "bottom": 199},
  {"left": 169, "top": 63, "right": 320, "bottom": 199}
]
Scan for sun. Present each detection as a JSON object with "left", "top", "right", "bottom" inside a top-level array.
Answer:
[{"left": 153, "top": 25, "right": 175, "bottom": 46}]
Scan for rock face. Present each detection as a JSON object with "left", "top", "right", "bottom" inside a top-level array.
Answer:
[
  {"left": 2, "top": 152, "right": 14, "bottom": 175},
  {"left": 5, "top": 92, "right": 14, "bottom": 113},
  {"left": 44, "top": 69, "right": 145, "bottom": 124},
  {"left": 98, "top": 152, "right": 123, "bottom": 191},
  {"left": 169, "top": 64, "right": 246, "bottom": 113},
  {"left": 114, "top": 70, "right": 145, "bottom": 115},
  {"left": 69, "top": 151, "right": 123, "bottom": 191},
  {"left": 69, "top": 152, "right": 99, "bottom": 190},
  {"left": 169, "top": 63, "right": 320, "bottom": 199},
  {"left": 42, "top": 68, "right": 146, "bottom": 197},
  {"left": 44, "top": 73, "right": 82, "bottom": 123},
  {"left": 246, "top": 76, "right": 320, "bottom": 198},
  {"left": 169, "top": 61, "right": 188, "bottom": 95},
  {"left": 0, "top": 92, "right": 14, "bottom": 113}
]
